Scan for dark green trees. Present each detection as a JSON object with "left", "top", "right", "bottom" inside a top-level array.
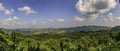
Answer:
[{"left": 0, "top": 29, "right": 120, "bottom": 51}]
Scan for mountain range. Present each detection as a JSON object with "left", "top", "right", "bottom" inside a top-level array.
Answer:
[{"left": 1, "top": 26, "right": 118, "bottom": 31}]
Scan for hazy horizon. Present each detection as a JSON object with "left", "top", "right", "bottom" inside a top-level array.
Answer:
[{"left": 0, "top": 0, "right": 120, "bottom": 28}]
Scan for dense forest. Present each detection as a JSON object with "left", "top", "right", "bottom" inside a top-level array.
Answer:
[{"left": 0, "top": 26, "right": 120, "bottom": 51}]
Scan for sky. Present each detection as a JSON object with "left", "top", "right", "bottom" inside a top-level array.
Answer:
[{"left": 0, "top": 0, "right": 120, "bottom": 28}]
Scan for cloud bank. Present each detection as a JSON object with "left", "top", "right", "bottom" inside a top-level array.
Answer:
[
  {"left": 74, "top": 16, "right": 84, "bottom": 22},
  {"left": 103, "top": 13, "right": 120, "bottom": 26},
  {"left": 1, "top": 16, "right": 20, "bottom": 26},
  {"left": 76, "top": 0, "right": 117, "bottom": 19},
  {"left": 56, "top": 19, "right": 64, "bottom": 22}
]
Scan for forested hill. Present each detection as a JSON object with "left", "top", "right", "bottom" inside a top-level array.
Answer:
[
  {"left": 111, "top": 26, "right": 120, "bottom": 31},
  {"left": 62, "top": 26, "right": 111, "bottom": 31},
  {"left": 1, "top": 26, "right": 120, "bottom": 35},
  {"left": 1, "top": 26, "right": 112, "bottom": 32},
  {"left": 0, "top": 26, "right": 120, "bottom": 51}
]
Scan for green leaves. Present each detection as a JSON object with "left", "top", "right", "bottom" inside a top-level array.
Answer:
[{"left": 0, "top": 29, "right": 120, "bottom": 51}]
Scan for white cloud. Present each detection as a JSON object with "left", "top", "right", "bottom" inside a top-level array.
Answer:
[
  {"left": 0, "top": 3, "right": 4, "bottom": 10},
  {"left": 4, "top": 9, "right": 14, "bottom": 15},
  {"left": 56, "top": 19, "right": 64, "bottom": 22},
  {"left": 0, "top": 3, "right": 14, "bottom": 15},
  {"left": 42, "top": 21, "right": 46, "bottom": 24},
  {"left": 13, "top": 16, "right": 19, "bottom": 21},
  {"left": 103, "top": 13, "right": 114, "bottom": 22},
  {"left": 103, "top": 18, "right": 108, "bottom": 23},
  {"left": 18, "top": 6, "right": 37, "bottom": 15},
  {"left": 50, "top": 19, "right": 54, "bottom": 22},
  {"left": 31, "top": 20, "right": 38, "bottom": 25},
  {"left": 115, "top": 17, "right": 120, "bottom": 21},
  {"left": 1, "top": 16, "right": 20, "bottom": 26},
  {"left": 74, "top": 16, "right": 84, "bottom": 22},
  {"left": 76, "top": 0, "right": 117, "bottom": 19},
  {"left": 105, "top": 13, "right": 120, "bottom": 22},
  {"left": 107, "top": 13, "right": 114, "bottom": 21},
  {"left": 102, "top": 12, "right": 120, "bottom": 26}
]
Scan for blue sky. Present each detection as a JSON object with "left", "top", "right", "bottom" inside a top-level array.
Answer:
[
  {"left": 0, "top": 0, "right": 120, "bottom": 28},
  {"left": 0, "top": 0, "right": 78, "bottom": 20}
]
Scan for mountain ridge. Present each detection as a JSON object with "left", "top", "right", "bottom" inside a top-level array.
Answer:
[{"left": 0, "top": 26, "right": 112, "bottom": 31}]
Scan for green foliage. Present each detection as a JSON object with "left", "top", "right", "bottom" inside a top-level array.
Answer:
[{"left": 0, "top": 29, "right": 120, "bottom": 51}]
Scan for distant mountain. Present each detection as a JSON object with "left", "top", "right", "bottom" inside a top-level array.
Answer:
[
  {"left": 0, "top": 26, "right": 112, "bottom": 33},
  {"left": 0, "top": 28, "right": 14, "bottom": 33},
  {"left": 63, "top": 26, "right": 111, "bottom": 31},
  {"left": 111, "top": 26, "right": 120, "bottom": 31}
]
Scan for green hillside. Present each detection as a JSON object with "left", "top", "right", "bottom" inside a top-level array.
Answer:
[
  {"left": 111, "top": 26, "right": 120, "bottom": 31},
  {"left": 0, "top": 27, "right": 120, "bottom": 51}
]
